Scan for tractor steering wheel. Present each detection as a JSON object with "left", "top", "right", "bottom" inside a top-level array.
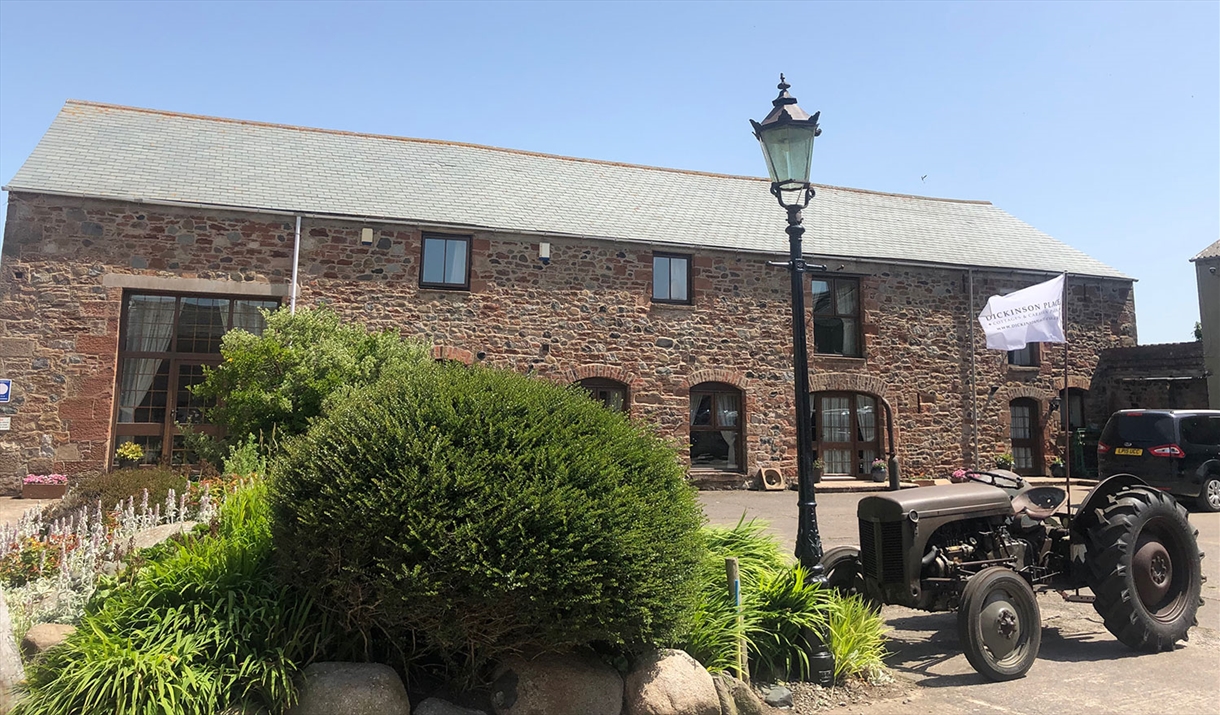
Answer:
[{"left": 965, "top": 470, "right": 1025, "bottom": 490}]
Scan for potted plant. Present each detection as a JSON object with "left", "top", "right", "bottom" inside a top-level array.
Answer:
[
  {"left": 1049, "top": 457, "right": 1066, "bottom": 478},
  {"left": 812, "top": 458, "right": 824, "bottom": 484},
  {"left": 870, "top": 457, "right": 888, "bottom": 482},
  {"left": 22, "top": 473, "right": 68, "bottom": 500},
  {"left": 115, "top": 441, "right": 144, "bottom": 469},
  {"left": 994, "top": 452, "right": 1015, "bottom": 470}
]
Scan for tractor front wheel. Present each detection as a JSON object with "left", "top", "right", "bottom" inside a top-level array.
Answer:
[
  {"left": 957, "top": 567, "right": 1041, "bottom": 681},
  {"left": 1086, "top": 487, "right": 1202, "bottom": 651}
]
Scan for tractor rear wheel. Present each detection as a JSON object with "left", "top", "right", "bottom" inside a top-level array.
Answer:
[
  {"left": 957, "top": 567, "right": 1041, "bottom": 681},
  {"left": 1086, "top": 487, "right": 1202, "bottom": 651}
]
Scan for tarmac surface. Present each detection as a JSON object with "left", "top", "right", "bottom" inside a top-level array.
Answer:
[{"left": 700, "top": 484, "right": 1220, "bottom": 715}]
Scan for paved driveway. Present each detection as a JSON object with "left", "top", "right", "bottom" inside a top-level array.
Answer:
[{"left": 699, "top": 488, "right": 1220, "bottom": 715}]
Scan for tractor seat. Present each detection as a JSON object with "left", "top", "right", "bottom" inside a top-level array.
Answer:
[{"left": 1011, "top": 486, "right": 1068, "bottom": 521}]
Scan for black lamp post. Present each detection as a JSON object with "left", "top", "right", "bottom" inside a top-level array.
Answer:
[{"left": 751, "top": 75, "right": 826, "bottom": 574}]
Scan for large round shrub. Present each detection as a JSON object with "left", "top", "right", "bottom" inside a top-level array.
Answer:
[{"left": 270, "top": 362, "right": 705, "bottom": 678}]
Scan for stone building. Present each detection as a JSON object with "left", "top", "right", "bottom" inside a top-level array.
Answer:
[
  {"left": 0, "top": 101, "right": 1137, "bottom": 491},
  {"left": 1193, "top": 239, "right": 1219, "bottom": 409}
]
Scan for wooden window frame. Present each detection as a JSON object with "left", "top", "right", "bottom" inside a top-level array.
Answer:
[
  {"left": 689, "top": 382, "right": 744, "bottom": 474},
  {"left": 811, "top": 391, "right": 882, "bottom": 477},
  {"left": 651, "top": 252, "right": 693, "bottom": 305},
  {"left": 419, "top": 233, "right": 473, "bottom": 290},
  {"left": 577, "top": 377, "right": 629, "bottom": 413},
  {"left": 1008, "top": 344, "right": 1041, "bottom": 367},
  {"left": 810, "top": 277, "right": 862, "bottom": 357},
  {"left": 113, "top": 291, "right": 280, "bottom": 466},
  {"left": 1009, "top": 397, "right": 1044, "bottom": 476}
]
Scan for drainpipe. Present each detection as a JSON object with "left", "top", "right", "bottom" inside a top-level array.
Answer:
[{"left": 290, "top": 215, "right": 301, "bottom": 313}]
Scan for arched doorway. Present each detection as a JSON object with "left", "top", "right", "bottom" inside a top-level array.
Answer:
[
  {"left": 689, "top": 382, "right": 744, "bottom": 473},
  {"left": 577, "top": 377, "right": 628, "bottom": 413}
]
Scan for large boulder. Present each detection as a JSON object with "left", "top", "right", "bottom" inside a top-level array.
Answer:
[
  {"left": 288, "top": 662, "right": 411, "bottom": 715},
  {"left": 491, "top": 651, "right": 623, "bottom": 715},
  {"left": 624, "top": 649, "right": 718, "bottom": 715},
  {"left": 20, "top": 623, "right": 75, "bottom": 660}
]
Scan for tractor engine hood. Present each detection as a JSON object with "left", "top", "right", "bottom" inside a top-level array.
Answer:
[{"left": 858, "top": 483, "right": 1014, "bottom": 522}]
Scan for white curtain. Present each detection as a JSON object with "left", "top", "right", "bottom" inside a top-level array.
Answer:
[
  {"left": 232, "top": 300, "right": 272, "bottom": 334},
  {"left": 717, "top": 394, "right": 739, "bottom": 469},
  {"left": 119, "top": 296, "right": 176, "bottom": 422}
]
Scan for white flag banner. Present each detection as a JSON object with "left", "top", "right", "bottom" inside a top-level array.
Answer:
[{"left": 977, "top": 274, "right": 1066, "bottom": 350}]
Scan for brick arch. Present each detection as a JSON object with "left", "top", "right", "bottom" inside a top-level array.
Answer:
[
  {"left": 684, "top": 368, "right": 749, "bottom": 391},
  {"left": 807, "top": 372, "right": 888, "bottom": 399},
  {"left": 561, "top": 364, "right": 644, "bottom": 392},
  {"left": 431, "top": 345, "right": 474, "bottom": 365}
]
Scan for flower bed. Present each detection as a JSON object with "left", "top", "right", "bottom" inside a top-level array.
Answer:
[
  {"left": 21, "top": 474, "right": 68, "bottom": 500},
  {"left": 1, "top": 475, "right": 244, "bottom": 643}
]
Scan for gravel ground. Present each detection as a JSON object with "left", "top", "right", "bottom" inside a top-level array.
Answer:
[{"left": 755, "top": 671, "right": 913, "bottom": 713}]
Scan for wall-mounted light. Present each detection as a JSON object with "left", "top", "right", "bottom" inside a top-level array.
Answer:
[
  {"left": 360, "top": 227, "right": 374, "bottom": 245},
  {"left": 539, "top": 242, "right": 551, "bottom": 265}
]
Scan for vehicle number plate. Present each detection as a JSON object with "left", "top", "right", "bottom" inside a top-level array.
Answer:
[{"left": 1114, "top": 447, "right": 1143, "bottom": 456}]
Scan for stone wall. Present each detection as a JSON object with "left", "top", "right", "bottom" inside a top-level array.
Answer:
[
  {"left": 1090, "top": 341, "right": 1210, "bottom": 417},
  {"left": 0, "top": 192, "right": 1138, "bottom": 491}
]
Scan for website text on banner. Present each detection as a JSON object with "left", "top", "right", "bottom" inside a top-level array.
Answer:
[{"left": 977, "top": 274, "right": 1066, "bottom": 351}]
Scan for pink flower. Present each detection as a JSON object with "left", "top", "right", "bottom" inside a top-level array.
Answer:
[
  {"left": 950, "top": 469, "right": 968, "bottom": 483},
  {"left": 23, "top": 474, "right": 68, "bottom": 485}
]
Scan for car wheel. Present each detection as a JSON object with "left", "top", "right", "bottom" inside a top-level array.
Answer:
[
  {"left": 956, "top": 567, "right": 1041, "bottom": 681},
  {"left": 1086, "top": 487, "right": 1203, "bottom": 651},
  {"left": 1197, "top": 476, "right": 1220, "bottom": 513}
]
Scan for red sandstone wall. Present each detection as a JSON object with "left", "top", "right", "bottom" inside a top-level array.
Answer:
[{"left": 0, "top": 192, "right": 1138, "bottom": 491}]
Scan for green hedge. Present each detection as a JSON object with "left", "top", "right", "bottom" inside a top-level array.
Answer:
[{"left": 270, "top": 362, "right": 705, "bottom": 682}]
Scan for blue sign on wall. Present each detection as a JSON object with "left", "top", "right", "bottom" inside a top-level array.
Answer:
[{"left": 0, "top": 379, "right": 10, "bottom": 403}]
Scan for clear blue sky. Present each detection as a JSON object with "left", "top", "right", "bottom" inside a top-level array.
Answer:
[{"left": 1, "top": 0, "right": 1216, "bottom": 345}]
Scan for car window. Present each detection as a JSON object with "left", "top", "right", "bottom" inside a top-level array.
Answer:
[
  {"left": 1101, "top": 414, "right": 1176, "bottom": 445},
  {"left": 1181, "top": 416, "right": 1220, "bottom": 446}
]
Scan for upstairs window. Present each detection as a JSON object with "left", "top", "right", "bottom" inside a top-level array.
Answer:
[
  {"left": 652, "top": 253, "right": 691, "bottom": 304},
  {"left": 811, "top": 278, "right": 861, "bottom": 357},
  {"left": 1008, "top": 344, "right": 1040, "bottom": 367},
  {"left": 421, "top": 234, "right": 471, "bottom": 289}
]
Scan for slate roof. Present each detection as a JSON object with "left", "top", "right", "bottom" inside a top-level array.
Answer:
[
  {"left": 1191, "top": 239, "right": 1220, "bottom": 262},
  {"left": 4, "top": 100, "right": 1129, "bottom": 280}
]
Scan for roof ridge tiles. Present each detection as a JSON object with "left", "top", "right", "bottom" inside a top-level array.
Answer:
[{"left": 60, "top": 99, "right": 991, "bottom": 207}]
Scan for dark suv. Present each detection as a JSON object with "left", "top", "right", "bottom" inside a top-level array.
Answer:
[{"left": 1098, "top": 409, "right": 1220, "bottom": 511}]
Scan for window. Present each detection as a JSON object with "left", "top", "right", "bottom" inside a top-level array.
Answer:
[
  {"left": 1181, "top": 415, "right": 1220, "bottom": 447},
  {"left": 811, "top": 278, "right": 860, "bottom": 357},
  {"left": 1063, "top": 388, "right": 1086, "bottom": 431},
  {"left": 1010, "top": 398, "right": 1043, "bottom": 475},
  {"left": 578, "top": 378, "right": 627, "bottom": 413},
  {"left": 652, "top": 253, "right": 691, "bottom": 304},
  {"left": 420, "top": 234, "right": 471, "bottom": 289},
  {"left": 811, "top": 392, "right": 881, "bottom": 477},
  {"left": 1008, "top": 344, "right": 1040, "bottom": 367},
  {"left": 689, "top": 383, "right": 743, "bottom": 472},
  {"left": 114, "top": 293, "right": 279, "bottom": 465}
]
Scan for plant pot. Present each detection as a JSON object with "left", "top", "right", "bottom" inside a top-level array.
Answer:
[
  {"left": 811, "top": 467, "right": 823, "bottom": 484},
  {"left": 871, "top": 468, "right": 887, "bottom": 483},
  {"left": 22, "top": 483, "right": 66, "bottom": 500},
  {"left": 1050, "top": 465, "right": 1066, "bottom": 478}
]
